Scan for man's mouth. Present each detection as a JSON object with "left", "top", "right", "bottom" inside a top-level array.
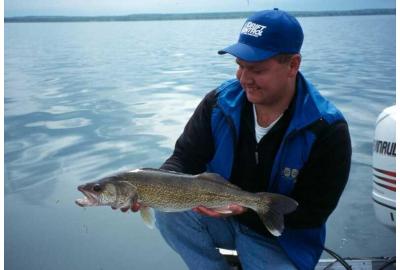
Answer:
[{"left": 245, "top": 86, "right": 260, "bottom": 92}]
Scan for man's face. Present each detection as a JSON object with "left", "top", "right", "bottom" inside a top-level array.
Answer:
[{"left": 235, "top": 56, "right": 299, "bottom": 106}]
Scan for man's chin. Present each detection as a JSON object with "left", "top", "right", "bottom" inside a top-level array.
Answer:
[{"left": 245, "top": 92, "right": 265, "bottom": 104}]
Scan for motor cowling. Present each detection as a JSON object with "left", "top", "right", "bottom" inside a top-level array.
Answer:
[{"left": 372, "top": 105, "right": 396, "bottom": 228}]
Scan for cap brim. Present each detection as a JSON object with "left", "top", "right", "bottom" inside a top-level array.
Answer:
[{"left": 218, "top": 42, "right": 278, "bottom": 62}]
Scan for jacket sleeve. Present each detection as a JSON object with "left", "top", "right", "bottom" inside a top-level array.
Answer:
[
  {"left": 160, "top": 90, "right": 217, "bottom": 175},
  {"left": 285, "top": 120, "right": 352, "bottom": 228}
]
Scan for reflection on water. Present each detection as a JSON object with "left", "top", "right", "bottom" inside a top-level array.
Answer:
[{"left": 5, "top": 15, "right": 395, "bottom": 270}]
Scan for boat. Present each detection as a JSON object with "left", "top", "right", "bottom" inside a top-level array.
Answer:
[{"left": 219, "top": 247, "right": 395, "bottom": 270}]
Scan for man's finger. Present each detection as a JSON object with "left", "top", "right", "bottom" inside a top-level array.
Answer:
[
  {"left": 120, "top": 207, "right": 129, "bottom": 212},
  {"left": 194, "top": 206, "right": 223, "bottom": 218},
  {"left": 228, "top": 204, "right": 247, "bottom": 214},
  {"left": 131, "top": 203, "right": 141, "bottom": 212}
]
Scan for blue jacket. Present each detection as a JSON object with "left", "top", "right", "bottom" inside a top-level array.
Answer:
[{"left": 206, "top": 73, "right": 346, "bottom": 270}]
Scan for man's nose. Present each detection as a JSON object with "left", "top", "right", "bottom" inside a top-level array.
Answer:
[{"left": 238, "top": 69, "right": 253, "bottom": 84}]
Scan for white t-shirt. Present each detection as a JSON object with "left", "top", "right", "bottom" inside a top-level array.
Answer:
[{"left": 253, "top": 104, "right": 283, "bottom": 143}]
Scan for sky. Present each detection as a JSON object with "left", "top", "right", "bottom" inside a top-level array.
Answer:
[{"left": 4, "top": 0, "right": 396, "bottom": 17}]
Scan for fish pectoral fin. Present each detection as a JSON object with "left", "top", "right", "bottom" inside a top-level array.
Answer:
[{"left": 140, "top": 206, "right": 155, "bottom": 229}]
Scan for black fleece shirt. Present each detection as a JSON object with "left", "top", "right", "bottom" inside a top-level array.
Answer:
[{"left": 161, "top": 88, "right": 351, "bottom": 237}]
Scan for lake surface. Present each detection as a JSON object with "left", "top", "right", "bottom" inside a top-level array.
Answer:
[{"left": 5, "top": 15, "right": 396, "bottom": 270}]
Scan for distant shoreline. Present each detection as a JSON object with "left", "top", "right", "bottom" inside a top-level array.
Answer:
[{"left": 5, "top": 9, "right": 395, "bottom": 23}]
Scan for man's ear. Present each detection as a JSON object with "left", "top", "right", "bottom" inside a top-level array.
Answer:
[{"left": 288, "top": 54, "right": 301, "bottom": 78}]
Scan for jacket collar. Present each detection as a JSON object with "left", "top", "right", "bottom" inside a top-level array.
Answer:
[
  {"left": 216, "top": 79, "right": 245, "bottom": 136},
  {"left": 286, "top": 72, "right": 324, "bottom": 134}
]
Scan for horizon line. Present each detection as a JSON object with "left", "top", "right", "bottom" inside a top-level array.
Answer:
[{"left": 5, "top": 8, "right": 396, "bottom": 23}]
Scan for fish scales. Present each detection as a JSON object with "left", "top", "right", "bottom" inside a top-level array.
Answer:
[{"left": 132, "top": 171, "right": 255, "bottom": 210}]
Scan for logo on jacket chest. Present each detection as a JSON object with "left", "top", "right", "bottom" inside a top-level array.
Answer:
[{"left": 283, "top": 167, "right": 299, "bottom": 182}]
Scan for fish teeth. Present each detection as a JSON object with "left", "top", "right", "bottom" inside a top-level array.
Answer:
[{"left": 75, "top": 198, "right": 90, "bottom": 206}]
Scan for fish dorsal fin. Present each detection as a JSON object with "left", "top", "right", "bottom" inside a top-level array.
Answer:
[
  {"left": 196, "top": 172, "right": 242, "bottom": 190},
  {"left": 139, "top": 168, "right": 186, "bottom": 175}
]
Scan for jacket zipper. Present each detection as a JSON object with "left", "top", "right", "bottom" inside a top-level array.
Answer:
[{"left": 255, "top": 144, "right": 259, "bottom": 165}]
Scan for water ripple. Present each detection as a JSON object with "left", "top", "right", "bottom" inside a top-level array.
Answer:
[{"left": 25, "top": 118, "right": 92, "bottom": 129}]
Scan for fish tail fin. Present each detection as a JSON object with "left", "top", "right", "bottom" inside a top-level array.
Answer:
[{"left": 255, "top": 192, "right": 298, "bottom": 237}]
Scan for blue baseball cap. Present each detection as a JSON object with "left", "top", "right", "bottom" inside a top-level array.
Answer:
[{"left": 218, "top": 9, "right": 304, "bottom": 62}]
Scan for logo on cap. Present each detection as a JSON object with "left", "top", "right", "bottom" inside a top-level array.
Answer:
[{"left": 241, "top": 21, "right": 267, "bottom": 38}]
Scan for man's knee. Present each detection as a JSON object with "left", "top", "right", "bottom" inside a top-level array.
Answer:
[
  {"left": 155, "top": 211, "right": 204, "bottom": 234},
  {"left": 155, "top": 211, "right": 207, "bottom": 252}
]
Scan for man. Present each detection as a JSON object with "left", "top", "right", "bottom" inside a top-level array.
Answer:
[{"left": 123, "top": 9, "right": 351, "bottom": 270}]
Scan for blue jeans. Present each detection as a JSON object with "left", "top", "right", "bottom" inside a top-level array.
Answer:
[{"left": 155, "top": 210, "right": 297, "bottom": 270}]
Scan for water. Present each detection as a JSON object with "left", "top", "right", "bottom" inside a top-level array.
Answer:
[{"left": 5, "top": 15, "right": 395, "bottom": 270}]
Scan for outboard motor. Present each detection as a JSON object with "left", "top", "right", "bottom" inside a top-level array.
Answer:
[{"left": 372, "top": 105, "right": 396, "bottom": 228}]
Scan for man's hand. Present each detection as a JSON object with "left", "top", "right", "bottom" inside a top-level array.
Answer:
[{"left": 193, "top": 204, "right": 247, "bottom": 218}]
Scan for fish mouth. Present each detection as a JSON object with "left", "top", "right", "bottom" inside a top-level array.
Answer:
[{"left": 75, "top": 185, "right": 99, "bottom": 207}]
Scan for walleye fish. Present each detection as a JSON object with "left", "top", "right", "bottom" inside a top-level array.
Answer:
[{"left": 75, "top": 168, "right": 298, "bottom": 236}]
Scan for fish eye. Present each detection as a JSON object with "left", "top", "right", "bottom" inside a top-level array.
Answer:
[{"left": 92, "top": 184, "right": 102, "bottom": 192}]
